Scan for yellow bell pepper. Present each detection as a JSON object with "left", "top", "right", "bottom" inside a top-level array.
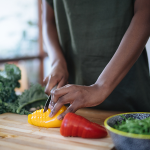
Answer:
[{"left": 28, "top": 105, "right": 66, "bottom": 128}]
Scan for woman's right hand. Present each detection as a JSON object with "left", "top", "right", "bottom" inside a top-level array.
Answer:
[{"left": 43, "top": 60, "right": 69, "bottom": 96}]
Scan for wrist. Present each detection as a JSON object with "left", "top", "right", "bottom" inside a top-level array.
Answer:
[
  {"left": 94, "top": 80, "right": 110, "bottom": 91},
  {"left": 92, "top": 81, "right": 112, "bottom": 100},
  {"left": 51, "top": 58, "right": 67, "bottom": 69}
]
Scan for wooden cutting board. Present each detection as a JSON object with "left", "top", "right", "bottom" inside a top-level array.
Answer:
[{"left": 0, "top": 108, "right": 122, "bottom": 150}]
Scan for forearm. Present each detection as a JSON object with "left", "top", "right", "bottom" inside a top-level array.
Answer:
[
  {"left": 42, "top": 1, "right": 67, "bottom": 68},
  {"left": 43, "top": 23, "right": 67, "bottom": 67},
  {"left": 96, "top": 3, "right": 150, "bottom": 97}
]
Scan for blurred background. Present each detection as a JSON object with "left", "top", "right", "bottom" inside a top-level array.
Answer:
[
  {"left": 0, "top": 0, "right": 150, "bottom": 92},
  {"left": 0, "top": 0, "right": 51, "bottom": 92}
]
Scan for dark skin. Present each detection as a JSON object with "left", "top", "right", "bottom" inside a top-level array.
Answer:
[{"left": 42, "top": 0, "right": 150, "bottom": 120}]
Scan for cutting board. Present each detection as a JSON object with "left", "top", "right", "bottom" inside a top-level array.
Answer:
[{"left": 0, "top": 108, "right": 121, "bottom": 150}]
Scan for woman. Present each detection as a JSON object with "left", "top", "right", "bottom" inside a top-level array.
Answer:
[{"left": 42, "top": 0, "right": 150, "bottom": 120}]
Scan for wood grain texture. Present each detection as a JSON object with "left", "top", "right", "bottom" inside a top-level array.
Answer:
[{"left": 0, "top": 108, "right": 123, "bottom": 150}]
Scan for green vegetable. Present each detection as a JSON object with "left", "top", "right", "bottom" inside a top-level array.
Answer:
[
  {"left": 0, "top": 99, "right": 30, "bottom": 115},
  {"left": 113, "top": 115, "right": 150, "bottom": 135},
  {"left": 0, "top": 64, "right": 31, "bottom": 115},
  {"left": 0, "top": 64, "right": 47, "bottom": 115},
  {"left": 17, "top": 84, "right": 47, "bottom": 113},
  {"left": 0, "top": 64, "right": 21, "bottom": 103}
]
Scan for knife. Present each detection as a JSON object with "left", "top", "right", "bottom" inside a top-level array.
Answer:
[{"left": 43, "top": 85, "right": 58, "bottom": 113}]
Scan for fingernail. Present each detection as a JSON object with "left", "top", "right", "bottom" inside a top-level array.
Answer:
[
  {"left": 49, "top": 105, "right": 53, "bottom": 110},
  {"left": 49, "top": 112, "right": 53, "bottom": 117},
  {"left": 51, "top": 101, "right": 55, "bottom": 107},
  {"left": 50, "top": 106, "right": 53, "bottom": 110},
  {"left": 57, "top": 115, "right": 62, "bottom": 120}
]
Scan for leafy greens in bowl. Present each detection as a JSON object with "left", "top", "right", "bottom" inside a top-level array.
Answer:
[{"left": 104, "top": 112, "right": 150, "bottom": 150}]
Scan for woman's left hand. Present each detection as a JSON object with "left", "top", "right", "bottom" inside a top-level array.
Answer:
[{"left": 49, "top": 84, "right": 108, "bottom": 120}]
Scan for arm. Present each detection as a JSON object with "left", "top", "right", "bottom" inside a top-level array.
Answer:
[
  {"left": 49, "top": 0, "right": 150, "bottom": 120},
  {"left": 42, "top": 0, "right": 69, "bottom": 94},
  {"left": 95, "top": 0, "right": 150, "bottom": 94}
]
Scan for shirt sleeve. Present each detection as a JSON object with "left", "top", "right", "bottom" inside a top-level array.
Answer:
[{"left": 46, "top": 0, "right": 53, "bottom": 9}]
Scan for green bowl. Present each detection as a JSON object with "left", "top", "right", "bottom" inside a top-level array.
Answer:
[{"left": 104, "top": 112, "right": 150, "bottom": 150}]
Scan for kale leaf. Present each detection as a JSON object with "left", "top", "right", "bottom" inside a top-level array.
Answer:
[
  {"left": 17, "top": 84, "right": 47, "bottom": 113},
  {"left": 0, "top": 64, "right": 47, "bottom": 115},
  {"left": 0, "top": 99, "right": 30, "bottom": 115},
  {"left": 0, "top": 64, "right": 21, "bottom": 103}
]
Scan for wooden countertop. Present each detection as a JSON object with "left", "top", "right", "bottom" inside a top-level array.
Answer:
[{"left": 0, "top": 108, "right": 123, "bottom": 150}]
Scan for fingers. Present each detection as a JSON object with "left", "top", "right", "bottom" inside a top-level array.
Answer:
[
  {"left": 57, "top": 77, "right": 67, "bottom": 88},
  {"left": 44, "top": 75, "right": 58, "bottom": 95},
  {"left": 49, "top": 90, "right": 79, "bottom": 119},
  {"left": 57, "top": 103, "right": 79, "bottom": 120},
  {"left": 50, "top": 84, "right": 74, "bottom": 108},
  {"left": 49, "top": 91, "right": 72, "bottom": 117},
  {"left": 44, "top": 76, "right": 68, "bottom": 96}
]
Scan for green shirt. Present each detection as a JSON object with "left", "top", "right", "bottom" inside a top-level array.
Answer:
[{"left": 46, "top": 0, "right": 150, "bottom": 112}]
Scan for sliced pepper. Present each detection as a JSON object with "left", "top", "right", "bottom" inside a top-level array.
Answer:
[
  {"left": 60, "top": 113, "right": 107, "bottom": 138},
  {"left": 28, "top": 105, "right": 66, "bottom": 128}
]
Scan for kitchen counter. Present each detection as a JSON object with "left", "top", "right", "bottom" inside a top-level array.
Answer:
[{"left": 0, "top": 108, "right": 123, "bottom": 150}]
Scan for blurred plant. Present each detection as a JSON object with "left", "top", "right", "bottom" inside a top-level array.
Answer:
[{"left": 0, "top": 64, "right": 47, "bottom": 115}]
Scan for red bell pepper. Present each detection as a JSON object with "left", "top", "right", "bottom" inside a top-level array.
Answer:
[{"left": 60, "top": 113, "right": 107, "bottom": 138}]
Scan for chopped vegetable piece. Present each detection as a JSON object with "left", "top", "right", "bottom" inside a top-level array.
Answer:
[
  {"left": 28, "top": 106, "right": 67, "bottom": 127},
  {"left": 60, "top": 113, "right": 107, "bottom": 138}
]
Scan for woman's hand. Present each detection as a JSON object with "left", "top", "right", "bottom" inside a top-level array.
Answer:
[
  {"left": 44, "top": 60, "right": 69, "bottom": 96},
  {"left": 43, "top": 0, "right": 69, "bottom": 95},
  {"left": 49, "top": 84, "right": 109, "bottom": 120}
]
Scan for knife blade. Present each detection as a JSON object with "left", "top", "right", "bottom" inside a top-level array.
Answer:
[{"left": 43, "top": 85, "right": 57, "bottom": 113}]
